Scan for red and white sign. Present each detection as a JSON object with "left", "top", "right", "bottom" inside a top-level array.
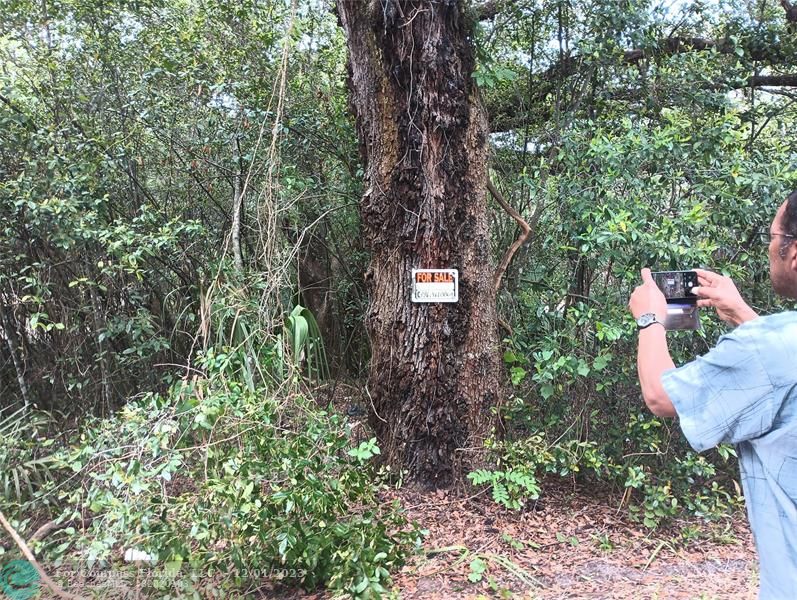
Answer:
[{"left": 411, "top": 269, "right": 458, "bottom": 303}]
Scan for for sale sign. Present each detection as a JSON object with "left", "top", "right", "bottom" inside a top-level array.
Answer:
[{"left": 411, "top": 269, "right": 458, "bottom": 303}]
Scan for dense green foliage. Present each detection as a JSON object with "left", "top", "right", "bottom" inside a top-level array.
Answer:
[
  {"left": 2, "top": 372, "right": 421, "bottom": 597},
  {"left": 480, "top": 103, "right": 793, "bottom": 523},
  {"left": 0, "top": 0, "right": 361, "bottom": 413},
  {"left": 470, "top": 0, "right": 797, "bottom": 523},
  {"left": 2, "top": 0, "right": 797, "bottom": 596}
]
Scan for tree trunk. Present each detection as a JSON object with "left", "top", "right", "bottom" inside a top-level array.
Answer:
[
  {"left": 337, "top": 0, "right": 502, "bottom": 486},
  {"left": 0, "top": 301, "right": 31, "bottom": 409},
  {"left": 231, "top": 136, "right": 245, "bottom": 274},
  {"left": 89, "top": 285, "right": 112, "bottom": 416}
]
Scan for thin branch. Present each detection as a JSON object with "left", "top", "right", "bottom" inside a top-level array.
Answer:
[
  {"left": 488, "top": 179, "right": 531, "bottom": 293},
  {"left": 0, "top": 93, "right": 32, "bottom": 122},
  {"left": 749, "top": 98, "right": 797, "bottom": 144},
  {"left": 497, "top": 316, "right": 513, "bottom": 336},
  {"left": 760, "top": 87, "right": 797, "bottom": 100}
]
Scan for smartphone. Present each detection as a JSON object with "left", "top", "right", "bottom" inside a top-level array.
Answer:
[{"left": 651, "top": 270, "right": 700, "bottom": 330}]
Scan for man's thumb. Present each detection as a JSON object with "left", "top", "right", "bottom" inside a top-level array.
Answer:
[{"left": 641, "top": 267, "right": 654, "bottom": 284}]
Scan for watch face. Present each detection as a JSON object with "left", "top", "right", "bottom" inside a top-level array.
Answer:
[{"left": 638, "top": 313, "right": 655, "bottom": 327}]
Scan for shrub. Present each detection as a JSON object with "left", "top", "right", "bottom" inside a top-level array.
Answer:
[
  {"left": 39, "top": 367, "right": 420, "bottom": 598},
  {"left": 470, "top": 414, "right": 740, "bottom": 527}
]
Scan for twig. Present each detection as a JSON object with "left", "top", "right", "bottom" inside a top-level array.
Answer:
[
  {"left": 486, "top": 551, "right": 542, "bottom": 586},
  {"left": 643, "top": 540, "right": 668, "bottom": 571},
  {"left": 489, "top": 179, "right": 530, "bottom": 292},
  {"left": 0, "top": 509, "right": 87, "bottom": 600},
  {"left": 497, "top": 316, "right": 513, "bottom": 336},
  {"left": 153, "top": 363, "right": 207, "bottom": 376},
  {"left": 364, "top": 384, "right": 387, "bottom": 423},
  {"left": 617, "top": 486, "right": 633, "bottom": 513},
  {"left": 425, "top": 544, "right": 468, "bottom": 557}
]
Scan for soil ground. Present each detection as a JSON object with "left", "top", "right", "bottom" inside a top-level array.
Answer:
[{"left": 387, "top": 482, "right": 757, "bottom": 600}]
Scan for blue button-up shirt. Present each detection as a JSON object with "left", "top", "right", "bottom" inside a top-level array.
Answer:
[{"left": 661, "top": 312, "right": 797, "bottom": 599}]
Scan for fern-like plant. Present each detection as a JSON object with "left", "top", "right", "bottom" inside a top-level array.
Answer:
[{"left": 467, "top": 467, "right": 541, "bottom": 510}]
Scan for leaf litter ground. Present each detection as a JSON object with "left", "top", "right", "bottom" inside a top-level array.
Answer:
[
  {"left": 40, "top": 480, "right": 756, "bottom": 600},
  {"left": 384, "top": 481, "right": 757, "bottom": 599},
  {"left": 263, "top": 479, "right": 755, "bottom": 599}
]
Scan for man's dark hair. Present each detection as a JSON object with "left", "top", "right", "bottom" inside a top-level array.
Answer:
[{"left": 780, "top": 190, "right": 797, "bottom": 257}]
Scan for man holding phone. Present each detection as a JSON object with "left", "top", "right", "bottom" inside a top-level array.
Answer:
[{"left": 629, "top": 190, "right": 797, "bottom": 599}]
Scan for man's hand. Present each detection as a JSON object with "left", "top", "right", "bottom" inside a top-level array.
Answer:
[
  {"left": 629, "top": 268, "right": 668, "bottom": 321},
  {"left": 629, "top": 268, "right": 676, "bottom": 417},
  {"left": 692, "top": 268, "right": 758, "bottom": 326}
]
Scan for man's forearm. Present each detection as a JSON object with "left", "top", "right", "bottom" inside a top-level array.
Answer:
[{"left": 637, "top": 325, "right": 676, "bottom": 417}]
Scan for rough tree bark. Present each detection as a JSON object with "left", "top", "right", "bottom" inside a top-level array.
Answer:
[{"left": 336, "top": 0, "right": 502, "bottom": 486}]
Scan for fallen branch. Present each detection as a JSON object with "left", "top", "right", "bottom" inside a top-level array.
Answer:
[
  {"left": 0, "top": 509, "right": 87, "bottom": 600},
  {"left": 643, "top": 540, "right": 670, "bottom": 571},
  {"left": 27, "top": 519, "right": 75, "bottom": 545}
]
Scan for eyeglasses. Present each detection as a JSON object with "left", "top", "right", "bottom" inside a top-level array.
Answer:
[{"left": 758, "top": 231, "right": 797, "bottom": 243}]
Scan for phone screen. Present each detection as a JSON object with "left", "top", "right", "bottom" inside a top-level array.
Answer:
[{"left": 651, "top": 270, "right": 698, "bottom": 304}]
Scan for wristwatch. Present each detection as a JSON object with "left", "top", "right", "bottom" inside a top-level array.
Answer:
[{"left": 636, "top": 312, "right": 664, "bottom": 330}]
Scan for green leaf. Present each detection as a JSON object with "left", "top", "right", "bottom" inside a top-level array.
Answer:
[
  {"left": 353, "top": 576, "right": 369, "bottom": 593},
  {"left": 510, "top": 366, "right": 527, "bottom": 386},
  {"left": 468, "top": 557, "right": 488, "bottom": 582}
]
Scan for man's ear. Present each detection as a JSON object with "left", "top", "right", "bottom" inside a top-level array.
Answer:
[{"left": 789, "top": 240, "right": 797, "bottom": 272}]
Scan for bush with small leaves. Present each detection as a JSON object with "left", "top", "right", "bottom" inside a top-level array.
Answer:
[{"left": 41, "top": 366, "right": 421, "bottom": 598}]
